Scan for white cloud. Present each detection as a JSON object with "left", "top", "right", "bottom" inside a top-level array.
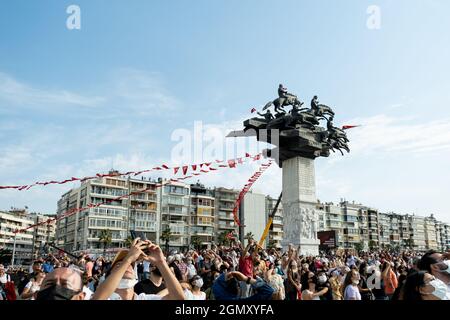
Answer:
[
  {"left": 343, "top": 114, "right": 450, "bottom": 156},
  {"left": 0, "top": 72, "right": 105, "bottom": 108}
]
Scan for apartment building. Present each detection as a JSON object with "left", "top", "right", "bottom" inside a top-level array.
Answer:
[
  {"left": 0, "top": 209, "right": 55, "bottom": 265},
  {"left": 55, "top": 172, "right": 159, "bottom": 255},
  {"left": 159, "top": 180, "right": 190, "bottom": 251},
  {"left": 189, "top": 182, "right": 215, "bottom": 248},
  {"left": 239, "top": 192, "right": 267, "bottom": 247},
  {"left": 49, "top": 174, "right": 449, "bottom": 253},
  {"left": 214, "top": 187, "right": 239, "bottom": 238}
]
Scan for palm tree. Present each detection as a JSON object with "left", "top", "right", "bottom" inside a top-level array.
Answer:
[
  {"left": 268, "top": 239, "right": 277, "bottom": 249},
  {"left": 191, "top": 236, "right": 202, "bottom": 251},
  {"left": 245, "top": 232, "right": 255, "bottom": 245},
  {"left": 354, "top": 241, "right": 364, "bottom": 253},
  {"left": 124, "top": 236, "right": 134, "bottom": 248},
  {"left": 217, "top": 231, "right": 231, "bottom": 246},
  {"left": 99, "top": 229, "right": 112, "bottom": 257},
  {"left": 160, "top": 227, "right": 172, "bottom": 254}
]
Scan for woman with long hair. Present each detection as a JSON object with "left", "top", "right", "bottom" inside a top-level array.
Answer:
[
  {"left": 343, "top": 269, "right": 362, "bottom": 300},
  {"left": 285, "top": 259, "right": 301, "bottom": 300}
]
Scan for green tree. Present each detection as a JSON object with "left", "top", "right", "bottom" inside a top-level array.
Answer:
[
  {"left": 124, "top": 236, "right": 134, "bottom": 248},
  {"left": 245, "top": 232, "right": 255, "bottom": 245},
  {"left": 402, "top": 238, "right": 413, "bottom": 249},
  {"left": 99, "top": 229, "right": 112, "bottom": 256},
  {"left": 217, "top": 231, "right": 231, "bottom": 246},
  {"left": 268, "top": 239, "right": 277, "bottom": 250},
  {"left": 191, "top": 236, "right": 202, "bottom": 251},
  {"left": 368, "top": 240, "right": 377, "bottom": 250},
  {"left": 354, "top": 241, "right": 364, "bottom": 253},
  {"left": 160, "top": 227, "right": 172, "bottom": 254}
]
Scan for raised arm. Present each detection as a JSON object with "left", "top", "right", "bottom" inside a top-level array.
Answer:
[
  {"left": 91, "top": 239, "right": 148, "bottom": 300},
  {"left": 145, "top": 243, "right": 185, "bottom": 300}
]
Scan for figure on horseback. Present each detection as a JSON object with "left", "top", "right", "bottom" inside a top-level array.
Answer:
[
  {"left": 310, "top": 95, "right": 335, "bottom": 121},
  {"left": 263, "top": 84, "right": 303, "bottom": 116}
]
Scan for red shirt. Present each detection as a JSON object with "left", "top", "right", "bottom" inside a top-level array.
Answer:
[
  {"left": 85, "top": 261, "right": 94, "bottom": 277},
  {"left": 239, "top": 255, "right": 253, "bottom": 278}
]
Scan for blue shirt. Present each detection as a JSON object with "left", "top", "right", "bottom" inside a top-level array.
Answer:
[{"left": 212, "top": 273, "right": 274, "bottom": 301}]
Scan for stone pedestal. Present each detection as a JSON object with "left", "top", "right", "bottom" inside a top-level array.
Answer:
[{"left": 281, "top": 156, "right": 320, "bottom": 256}]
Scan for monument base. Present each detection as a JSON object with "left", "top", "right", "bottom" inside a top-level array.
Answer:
[
  {"left": 282, "top": 238, "right": 320, "bottom": 256},
  {"left": 282, "top": 156, "right": 320, "bottom": 256}
]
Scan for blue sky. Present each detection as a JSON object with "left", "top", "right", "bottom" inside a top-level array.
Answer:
[{"left": 0, "top": 0, "right": 449, "bottom": 222}]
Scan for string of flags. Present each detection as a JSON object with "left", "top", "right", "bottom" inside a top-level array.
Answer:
[
  {"left": 230, "top": 158, "right": 273, "bottom": 227},
  {"left": 0, "top": 153, "right": 260, "bottom": 192},
  {"left": 11, "top": 153, "right": 265, "bottom": 236}
]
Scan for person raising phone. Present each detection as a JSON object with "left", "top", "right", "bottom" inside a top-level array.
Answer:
[{"left": 92, "top": 238, "right": 185, "bottom": 300}]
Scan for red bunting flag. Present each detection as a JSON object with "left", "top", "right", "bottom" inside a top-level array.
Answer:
[
  {"left": 342, "top": 125, "right": 361, "bottom": 130},
  {"left": 245, "top": 153, "right": 251, "bottom": 157},
  {"left": 228, "top": 160, "right": 236, "bottom": 168},
  {"left": 250, "top": 107, "right": 257, "bottom": 113},
  {"left": 174, "top": 167, "right": 180, "bottom": 175},
  {"left": 192, "top": 164, "right": 197, "bottom": 171},
  {"left": 161, "top": 164, "right": 169, "bottom": 169},
  {"left": 182, "top": 166, "right": 188, "bottom": 175}
]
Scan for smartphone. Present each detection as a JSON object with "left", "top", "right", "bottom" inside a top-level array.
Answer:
[{"left": 130, "top": 230, "right": 147, "bottom": 241}]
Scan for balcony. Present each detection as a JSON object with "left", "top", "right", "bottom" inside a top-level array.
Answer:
[{"left": 219, "top": 214, "right": 235, "bottom": 221}]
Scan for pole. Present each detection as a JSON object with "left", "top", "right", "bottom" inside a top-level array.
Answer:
[
  {"left": 11, "top": 234, "right": 17, "bottom": 267},
  {"left": 258, "top": 192, "right": 282, "bottom": 248}
]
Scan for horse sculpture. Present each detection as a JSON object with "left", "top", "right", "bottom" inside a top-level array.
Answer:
[{"left": 262, "top": 93, "right": 303, "bottom": 116}]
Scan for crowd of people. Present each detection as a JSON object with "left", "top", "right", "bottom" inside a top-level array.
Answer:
[{"left": 1, "top": 237, "right": 449, "bottom": 301}]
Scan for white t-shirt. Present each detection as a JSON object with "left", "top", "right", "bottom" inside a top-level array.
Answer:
[
  {"left": 25, "top": 281, "right": 41, "bottom": 294},
  {"left": 0, "top": 274, "right": 10, "bottom": 284},
  {"left": 344, "top": 284, "right": 361, "bottom": 300},
  {"left": 108, "top": 292, "right": 163, "bottom": 300},
  {"left": 301, "top": 289, "right": 320, "bottom": 300},
  {"left": 83, "top": 286, "right": 93, "bottom": 300},
  {"left": 184, "top": 289, "right": 206, "bottom": 300}
]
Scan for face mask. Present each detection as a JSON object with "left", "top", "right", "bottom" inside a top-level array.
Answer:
[
  {"left": 117, "top": 278, "right": 138, "bottom": 289},
  {"left": 192, "top": 279, "right": 204, "bottom": 288},
  {"left": 318, "top": 275, "right": 327, "bottom": 283},
  {"left": 427, "top": 279, "right": 449, "bottom": 300},
  {"left": 352, "top": 280, "right": 360, "bottom": 285},
  {"left": 36, "top": 285, "right": 79, "bottom": 300}
]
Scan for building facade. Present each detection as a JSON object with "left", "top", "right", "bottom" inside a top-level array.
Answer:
[
  {"left": 159, "top": 180, "right": 190, "bottom": 251},
  {"left": 48, "top": 175, "right": 450, "bottom": 253},
  {"left": 0, "top": 209, "right": 55, "bottom": 265},
  {"left": 55, "top": 173, "right": 159, "bottom": 256},
  {"left": 189, "top": 182, "right": 215, "bottom": 248}
]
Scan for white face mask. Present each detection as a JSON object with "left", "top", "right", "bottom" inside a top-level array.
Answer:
[
  {"left": 318, "top": 275, "right": 327, "bottom": 283},
  {"left": 192, "top": 279, "right": 204, "bottom": 288},
  {"left": 427, "top": 279, "right": 449, "bottom": 300},
  {"left": 117, "top": 278, "right": 138, "bottom": 290}
]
